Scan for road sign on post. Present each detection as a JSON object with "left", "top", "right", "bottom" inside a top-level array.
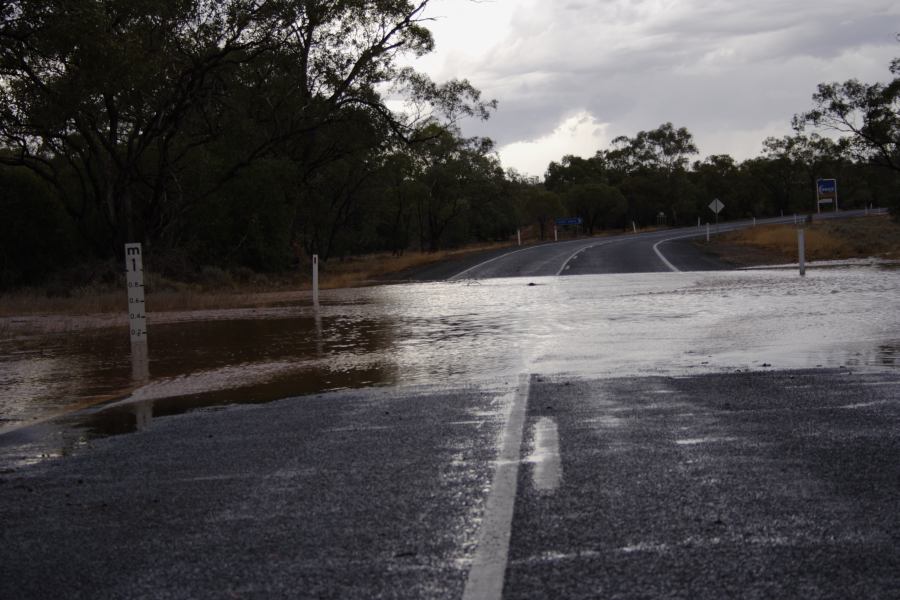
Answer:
[
  {"left": 708, "top": 199, "right": 725, "bottom": 232},
  {"left": 816, "top": 179, "right": 837, "bottom": 213},
  {"left": 125, "top": 243, "right": 147, "bottom": 343},
  {"left": 555, "top": 217, "right": 583, "bottom": 226}
]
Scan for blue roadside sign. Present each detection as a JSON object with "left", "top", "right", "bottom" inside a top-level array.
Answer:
[
  {"left": 555, "top": 217, "right": 582, "bottom": 226},
  {"left": 817, "top": 179, "right": 836, "bottom": 201}
]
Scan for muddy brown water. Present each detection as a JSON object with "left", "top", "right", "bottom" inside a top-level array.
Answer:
[{"left": 2, "top": 269, "right": 899, "bottom": 470}]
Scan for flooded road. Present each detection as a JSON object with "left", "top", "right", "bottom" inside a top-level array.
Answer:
[{"left": 1, "top": 266, "right": 899, "bottom": 469}]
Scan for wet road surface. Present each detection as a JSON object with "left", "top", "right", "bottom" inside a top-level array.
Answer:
[
  {"left": 451, "top": 210, "right": 883, "bottom": 280},
  {"left": 1, "top": 369, "right": 898, "bottom": 599},
  {"left": 508, "top": 371, "right": 900, "bottom": 599},
  {"left": 1, "top": 211, "right": 898, "bottom": 598}
]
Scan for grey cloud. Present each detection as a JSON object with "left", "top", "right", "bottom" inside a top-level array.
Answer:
[{"left": 437, "top": 0, "right": 899, "bottom": 159}]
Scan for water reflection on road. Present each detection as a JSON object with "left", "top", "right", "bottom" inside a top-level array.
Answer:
[{"left": 1, "top": 267, "right": 898, "bottom": 468}]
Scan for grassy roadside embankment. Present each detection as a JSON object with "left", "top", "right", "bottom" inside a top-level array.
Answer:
[
  {"left": 695, "top": 214, "right": 900, "bottom": 267},
  {"left": 0, "top": 242, "right": 514, "bottom": 317}
]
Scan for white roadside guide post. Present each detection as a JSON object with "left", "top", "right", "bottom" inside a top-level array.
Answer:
[
  {"left": 312, "top": 254, "right": 319, "bottom": 307},
  {"left": 517, "top": 228, "right": 522, "bottom": 246}
]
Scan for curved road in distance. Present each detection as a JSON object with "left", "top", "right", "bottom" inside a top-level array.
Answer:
[{"left": 449, "top": 209, "right": 884, "bottom": 280}]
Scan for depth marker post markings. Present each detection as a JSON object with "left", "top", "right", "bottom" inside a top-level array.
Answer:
[{"left": 125, "top": 243, "right": 148, "bottom": 343}]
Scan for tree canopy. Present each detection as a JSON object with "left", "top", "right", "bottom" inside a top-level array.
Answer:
[
  {"left": 0, "top": 7, "right": 896, "bottom": 290},
  {"left": 0, "top": 0, "right": 492, "bottom": 255},
  {"left": 796, "top": 57, "right": 900, "bottom": 173}
]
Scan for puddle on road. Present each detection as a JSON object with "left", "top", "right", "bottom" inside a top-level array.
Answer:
[{"left": 2, "top": 267, "right": 899, "bottom": 469}]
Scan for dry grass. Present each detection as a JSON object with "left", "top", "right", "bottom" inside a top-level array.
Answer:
[
  {"left": 0, "top": 241, "right": 516, "bottom": 317},
  {"left": 317, "top": 242, "right": 511, "bottom": 286},
  {"left": 0, "top": 288, "right": 123, "bottom": 317},
  {"left": 0, "top": 276, "right": 305, "bottom": 318},
  {"left": 707, "top": 214, "right": 900, "bottom": 266}
]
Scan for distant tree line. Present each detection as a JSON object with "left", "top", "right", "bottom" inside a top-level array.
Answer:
[
  {"left": 0, "top": 2, "right": 897, "bottom": 289},
  {"left": 542, "top": 122, "right": 899, "bottom": 237}
]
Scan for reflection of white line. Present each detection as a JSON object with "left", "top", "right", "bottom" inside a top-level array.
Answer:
[
  {"left": 529, "top": 417, "right": 561, "bottom": 491},
  {"left": 837, "top": 400, "right": 892, "bottom": 409},
  {"left": 463, "top": 374, "right": 531, "bottom": 600}
]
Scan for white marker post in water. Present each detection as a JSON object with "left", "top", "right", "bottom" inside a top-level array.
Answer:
[
  {"left": 798, "top": 229, "right": 806, "bottom": 277},
  {"left": 125, "top": 243, "right": 147, "bottom": 343},
  {"left": 312, "top": 254, "right": 320, "bottom": 306}
]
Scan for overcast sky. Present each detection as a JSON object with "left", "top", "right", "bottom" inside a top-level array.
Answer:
[{"left": 410, "top": 0, "right": 899, "bottom": 177}]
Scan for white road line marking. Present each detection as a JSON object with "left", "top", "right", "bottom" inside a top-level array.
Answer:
[
  {"left": 651, "top": 229, "right": 734, "bottom": 272},
  {"left": 652, "top": 215, "right": 816, "bottom": 272},
  {"left": 463, "top": 373, "right": 531, "bottom": 600},
  {"left": 556, "top": 240, "right": 619, "bottom": 276},
  {"left": 652, "top": 237, "right": 682, "bottom": 272},
  {"left": 528, "top": 417, "right": 561, "bottom": 491},
  {"left": 556, "top": 244, "right": 596, "bottom": 276},
  {"left": 456, "top": 214, "right": 823, "bottom": 280},
  {"left": 450, "top": 246, "right": 543, "bottom": 280}
]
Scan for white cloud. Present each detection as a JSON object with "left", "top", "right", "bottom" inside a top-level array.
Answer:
[{"left": 497, "top": 111, "right": 609, "bottom": 177}]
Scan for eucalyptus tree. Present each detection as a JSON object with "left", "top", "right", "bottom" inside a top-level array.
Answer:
[
  {"left": 796, "top": 57, "right": 900, "bottom": 174},
  {"left": 606, "top": 122, "right": 698, "bottom": 176},
  {"left": 604, "top": 123, "right": 698, "bottom": 225},
  {"left": 795, "top": 56, "right": 900, "bottom": 215},
  {"left": 407, "top": 124, "right": 504, "bottom": 252},
  {"left": 563, "top": 182, "right": 626, "bottom": 234},
  {"left": 510, "top": 171, "right": 562, "bottom": 240},
  {"left": 0, "top": 0, "right": 493, "bottom": 258},
  {"left": 544, "top": 154, "right": 606, "bottom": 192}
]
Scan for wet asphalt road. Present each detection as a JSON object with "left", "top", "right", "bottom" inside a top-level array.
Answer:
[
  {"left": 445, "top": 224, "right": 746, "bottom": 280},
  {"left": 509, "top": 371, "right": 900, "bottom": 599},
  {"left": 1, "top": 386, "right": 503, "bottom": 599},
  {"left": 2, "top": 369, "right": 899, "bottom": 598},
  {"left": 2, "top": 209, "right": 897, "bottom": 598},
  {"left": 447, "top": 210, "right": 883, "bottom": 280}
]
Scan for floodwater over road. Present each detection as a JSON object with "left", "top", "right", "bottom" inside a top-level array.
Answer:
[{"left": 2, "top": 266, "right": 899, "bottom": 469}]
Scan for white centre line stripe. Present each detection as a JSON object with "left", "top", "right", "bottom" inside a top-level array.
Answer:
[{"left": 463, "top": 373, "right": 532, "bottom": 600}]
